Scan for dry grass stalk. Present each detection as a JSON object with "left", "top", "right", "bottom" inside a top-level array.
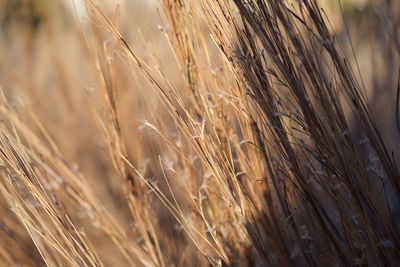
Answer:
[{"left": 0, "top": 0, "right": 399, "bottom": 266}]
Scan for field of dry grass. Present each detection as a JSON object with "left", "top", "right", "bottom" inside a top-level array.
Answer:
[{"left": 0, "top": 0, "right": 399, "bottom": 266}]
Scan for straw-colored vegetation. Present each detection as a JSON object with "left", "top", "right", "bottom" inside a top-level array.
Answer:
[{"left": 0, "top": 0, "right": 399, "bottom": 266}]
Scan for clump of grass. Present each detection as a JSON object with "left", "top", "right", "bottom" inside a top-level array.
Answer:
[{"left": 0, "top": 0, "right": 399, "bottom": 266}]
